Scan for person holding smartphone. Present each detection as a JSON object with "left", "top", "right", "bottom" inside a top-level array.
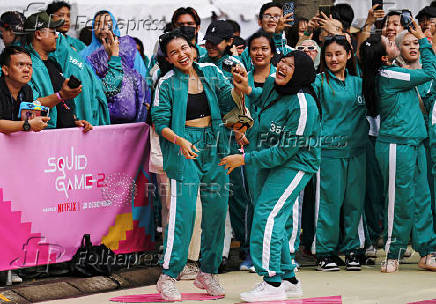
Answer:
[
  {"left": 220, "top": 51, "right": 320, "bottom": 302},
  {"left": 360, "top": 20, "right": 436, "bottom": 273},
  {"left": 151, "top": 30, "right": 247, "bottom": 301},
  {"left": 240, "top": 2, "right": 293, "bottom": 71}
]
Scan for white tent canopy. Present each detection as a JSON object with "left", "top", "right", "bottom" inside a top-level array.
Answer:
[{"left": 0, "top": 0, "right": 432, "bottom": 55}]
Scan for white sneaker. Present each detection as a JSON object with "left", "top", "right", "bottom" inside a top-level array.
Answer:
[
  {"left": 248, "top": 265, "right": 256, "bottom": 273},
  {"left": 282, "top": 280, "right": 303, "bottom": 297},
  {"left": 240, "top": 281, "right": 286, "bottom": 302},
  {"left": 381, "top": 259, "right": 399, "bottom": 273},
  {"left": 178, "top": 262, "right": 199, "bottom": 280},
  {"left": 156, "top": 274, "right": 181, "bottom": 301},
  {"left": 11, "top": 271, "right": 22, "bottom": 283},
  {"left": 194, "top": 271, "right": 225, "bottom": 296}
]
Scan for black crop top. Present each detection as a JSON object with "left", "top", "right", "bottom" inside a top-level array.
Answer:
[
  {"left": 186, "top": 92, "right": 211, "bottom": 121},
  {"left": 254, "top": 81, "right": 265, "bottom": 88}
]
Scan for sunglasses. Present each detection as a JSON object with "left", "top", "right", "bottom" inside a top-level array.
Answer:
[
  {"left": 296, "top": 46, "right": 316, "bottom": 51},
  {"left": 324, "top": 34, "right": 347, "bottom": 42}
]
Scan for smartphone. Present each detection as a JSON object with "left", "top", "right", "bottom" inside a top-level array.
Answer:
[
  {"left": 283, "top": 2, "right": 295, "bottom": 26},
  {"left": 67, "top": 75, "right": 81, "bottom": 89},
  {"left": 372, "top": 0, "right": 383, "bottom": 10},
  {"left": 401, "top": 10, "right": 414, "bottom": 29},
  {"left": 319, "top": 5, "right": 331, "bottom": 17}
]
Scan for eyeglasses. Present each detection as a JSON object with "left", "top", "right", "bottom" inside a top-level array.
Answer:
[
  {"left": 324, "top": 34, "right": 347, "bottom": 42},
  {"left": 263, "top": 14, "right": 281, "bottom": 21},
  {"left": 296, "top": 46, "right": 316, "bottom": 51}
]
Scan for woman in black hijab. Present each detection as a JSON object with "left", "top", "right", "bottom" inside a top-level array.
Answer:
[{"left": 219, "top": 51, "right": 321, "bottom": 302}]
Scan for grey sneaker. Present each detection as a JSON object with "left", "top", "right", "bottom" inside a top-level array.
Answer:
[
  {"left": 194, "top": 271, "right": 225, "bottom": 296},
  {"left": 156, "top": 274, "right": 181, "bottom": 301},
  {"left": 178, "top": 262, "right": 199, "bottom": 280}
]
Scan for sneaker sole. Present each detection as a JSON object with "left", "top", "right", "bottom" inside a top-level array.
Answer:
[
  {"left": 286, "top": 291, "right": 303, "bottom": 297},
  {"left": 418, "top": 263, "right": 436, "bottom": 271},
  {"left": 316, "top": 267, "right": 340, "bottom": 271},
  {"left": 346, "top": 267, "right": 361, "bottom": 271},
  {"left": 240, "top": 266, "right": 250, "bottom": 271},
  {"left": 240, "top": 294, "right": 287, "bottom": 302}
]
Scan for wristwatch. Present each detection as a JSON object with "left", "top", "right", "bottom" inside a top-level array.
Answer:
[{"left": 23, "top": 119, "right": 31, "bottom": 131}]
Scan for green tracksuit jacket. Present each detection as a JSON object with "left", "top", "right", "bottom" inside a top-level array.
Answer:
[
  {"left": 376, "top": 38, "right": 436, "bottom": 258},
  {"left": 52, "top": 34, "right": 113, "bottom": 125},
  {"left": 244, "top": 74, "right": 321, "bottom": 280},
  {"left": 311, "top": 70, "right": 369, "bottom": 256},
  {"left": 151, "top": 62, "right": 236, "bottom": 181}
]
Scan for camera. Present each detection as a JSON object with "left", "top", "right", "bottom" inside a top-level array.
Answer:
[{"left": 222, "top": 58, "right": 237, "bottom": 73}]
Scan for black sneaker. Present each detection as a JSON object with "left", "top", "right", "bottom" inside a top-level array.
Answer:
[
  {"left": 345, "top": 254, "right": 361, "bottom": 271},
  {"left": 316, "top": 256, "right": 340, "bottom": 271}
]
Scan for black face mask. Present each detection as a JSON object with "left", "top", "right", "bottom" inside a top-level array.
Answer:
[{"left": 179, "top": 26, "right": 196, "bottom": 41}]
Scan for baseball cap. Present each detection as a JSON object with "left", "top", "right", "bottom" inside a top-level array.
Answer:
[
  {"left": 203, "top": 20, "right": 233, "bottom": 45},
  {"left": 0, "top": 11, "right": 25, "bottom": 33},
  {"left": 416, "top": 6, "right": 436, "bottom": 20},
  {"left": 23, "top": 11, "right": 64, "bottom": 32}
]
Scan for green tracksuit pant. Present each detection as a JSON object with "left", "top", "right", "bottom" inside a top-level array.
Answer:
[
  {"left": 312, "top": 152, "right": 366, "bottom": 257},
  {"left": 375, "top": 141, "right": 435, "bottom": 259},
  {"left": 227, "top": 132, "right": 252, "bottom": 254},
  {"left": 250, "top": 167, "right": 312, "bottom": 283},
  {"left": 161, "top": 127, "right": 229, "bottom": 278},
  {"left": 364, "top": 136, "right": 385, "bottom": 247}
]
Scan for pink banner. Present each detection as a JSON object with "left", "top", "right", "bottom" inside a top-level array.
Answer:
[{"left": 0, "top": 123, "right": 155, "bottom": 271}]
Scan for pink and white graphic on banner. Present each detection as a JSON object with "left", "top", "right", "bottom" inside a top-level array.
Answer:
[{"left": 0, "top": 123, "right": 153, "bottom": 271}]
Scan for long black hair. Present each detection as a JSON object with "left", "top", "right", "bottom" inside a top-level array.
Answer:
[
  {"left": 359, "top": 34, "right": 386, "bottom": 117},
  {"left": 318, "top": 35, "right": 356, "bottom": 99}
]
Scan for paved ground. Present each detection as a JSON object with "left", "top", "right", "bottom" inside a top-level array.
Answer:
[{"left": 40, "top": 262, "right": 436, "bottom": 304}]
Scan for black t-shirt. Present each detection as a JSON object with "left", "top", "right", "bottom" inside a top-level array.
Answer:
[
  {"left": 0, "top": 76, "right": 33, "bottom": 121},
  {"left": 43, "top": 59, "right": 76, "bottom": 129}
]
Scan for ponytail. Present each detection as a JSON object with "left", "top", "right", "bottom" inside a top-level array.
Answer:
[{"left": 359, "top": 35, "right": 386, "bottom": 117}]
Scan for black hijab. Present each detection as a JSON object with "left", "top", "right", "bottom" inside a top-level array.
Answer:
[
  {"left": 274, "top": 50, "right": 321, "bottom": 117},
  {"left": 275, "top": 50, "right": 316, "bottom": 95}
]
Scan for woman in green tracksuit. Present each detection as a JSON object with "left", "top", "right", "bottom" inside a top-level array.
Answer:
[
  {"left": 220, "top": 51, "right": 320, "bottom": 302},
  {"left": 151, "top": 31, "right": 243, "bottom": 300},
  {"left": 311, "top": 35, "right": 368, "bottom": 272},
  {"left": 238, "top": 31, "right": 277, "bottom": 272},
  {"left": 360, "top": 20, "right": 436, "bottom": 273}
]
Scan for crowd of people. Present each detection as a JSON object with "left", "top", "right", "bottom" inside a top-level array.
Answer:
[{"left": 1, "top": 0, "right": 436, "bottom": 302}]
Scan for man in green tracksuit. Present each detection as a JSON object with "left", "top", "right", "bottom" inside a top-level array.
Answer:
[
  {"left": 311, "top": 68, "right": 368, "bottom": 271},
  {"left": 52, "top": 33, "right": 115, "bottom": 125},
  {"left": 375, "top": 37, "right": 436, "bottom": 271},
  {"left": 239, "top": 2, "right": 293, "bottom": 72}
]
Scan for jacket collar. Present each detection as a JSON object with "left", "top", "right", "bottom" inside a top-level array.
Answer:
[{"left": 326, "top": 68, "right": 349, "bottom": 82}]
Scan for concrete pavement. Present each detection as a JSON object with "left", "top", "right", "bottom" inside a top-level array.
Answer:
[{"left": 39, "top": 262, "right": 436, "bottom": 304}]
